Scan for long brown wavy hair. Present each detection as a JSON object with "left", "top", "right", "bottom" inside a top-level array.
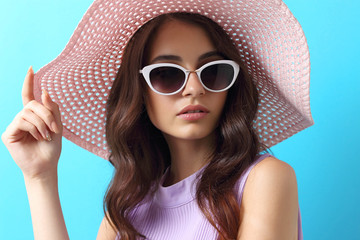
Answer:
[{"left": 105, "top": 12, "right": 264, "bottom": 240}]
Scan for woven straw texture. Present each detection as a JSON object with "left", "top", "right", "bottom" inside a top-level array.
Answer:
[{"left": 33, "top": 0, "right": 313, "bottom": 160}]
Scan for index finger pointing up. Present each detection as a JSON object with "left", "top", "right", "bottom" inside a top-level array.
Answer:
[{"left": 22, "top": 66, "right": 35, "bottom": 106}]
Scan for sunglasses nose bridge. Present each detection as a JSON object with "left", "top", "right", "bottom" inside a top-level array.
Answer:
[
  {"left": 184, "top": 69, "right": 202, "bottom": 83},
  {"left": 182, "top": 69, "right": 206, "bottom": 97}
]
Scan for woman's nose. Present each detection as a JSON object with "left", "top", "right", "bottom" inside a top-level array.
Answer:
[{"left": 182, "top": 71, "right": 205, "bottom": 97}]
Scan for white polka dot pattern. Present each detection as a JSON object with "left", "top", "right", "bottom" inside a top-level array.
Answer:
[{"left": 33, "top": 0, "right": 313, "bottom": 160}]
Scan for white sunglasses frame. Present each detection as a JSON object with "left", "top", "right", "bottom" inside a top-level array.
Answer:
[{"left": 139, "top": 59, "right": 240, "bottom": 95}]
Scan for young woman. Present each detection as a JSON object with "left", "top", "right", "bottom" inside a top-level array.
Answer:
[{"left": 2, "top": 1, "right": 313, "bottom": 240}]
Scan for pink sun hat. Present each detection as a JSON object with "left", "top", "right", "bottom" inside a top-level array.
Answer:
[{"left": 33, "top": 0, "right": 313, "bottom": 160}]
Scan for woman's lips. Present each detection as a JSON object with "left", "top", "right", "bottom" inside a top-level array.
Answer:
[
  {"left": 177, "top": 112, "right": 208, "bottom": 121},
  {"left": 177, "top": 105, "right": 209, "bottom": 121}
]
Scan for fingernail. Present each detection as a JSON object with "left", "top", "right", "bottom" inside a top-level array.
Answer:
[
  {"left": 27, "top": 66, "right": 33, "bottom": 74},
  {"left": 42, "top": 88, "right": 51, "bottom": 100},
  {"left": 45, "top": 130, "right": 52, "bottom": 142},
  {"left": 51, "top": 121, "right": 58, "bottom": 133},
  {"left": 42, "top": 88, "right": 47, "bottom": 99}
]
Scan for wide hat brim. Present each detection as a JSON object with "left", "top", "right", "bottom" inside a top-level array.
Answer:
[{"left": 34, "top": 0, "right": 313, "bottom": 160}]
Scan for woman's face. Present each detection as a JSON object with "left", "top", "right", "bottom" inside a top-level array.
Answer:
[{"left": 145, "top": 19, "right": 228, "bottom": 142}]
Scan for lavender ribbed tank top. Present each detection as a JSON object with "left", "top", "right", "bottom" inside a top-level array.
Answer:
[{"left": 117, "top": 154, "right": 303, "bottom": 239}]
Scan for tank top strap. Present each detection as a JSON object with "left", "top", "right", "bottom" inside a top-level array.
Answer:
[{"left": 236, "top": 153, "right": 272, "bottom": 204}]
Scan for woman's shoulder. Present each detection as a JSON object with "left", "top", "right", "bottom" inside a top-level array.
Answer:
[
  {"left": 250, "top": 155, "right": 297, "bottom": 182},
  {"left": 236, "top": 154, "right": 298, "bottom": 204},
  {"left": 240, "top": 154, "right": 298, "bottom": 199},
  {"left": 237, "top": 155, "right": 300, "bottom": 238}
]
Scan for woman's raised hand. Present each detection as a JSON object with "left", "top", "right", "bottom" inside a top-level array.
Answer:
[{"left": 2, "top": 66, "right": 63, "bottom": 180}]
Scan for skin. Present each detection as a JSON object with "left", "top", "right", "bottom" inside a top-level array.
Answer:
[
  {"left": 237, "top": 157, "right": 299, "bottom": 240},
  {"left": 2, "top": 20, "right": 299, "bottom": 240},
  {"left": 2, "top": 67, "right": 67, "bottom": 240},
  {"left": 145, "top": 20, "right": 228, "bottom": 185}
]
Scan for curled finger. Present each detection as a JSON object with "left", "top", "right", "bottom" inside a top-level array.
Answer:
[
  {"left": 21, "top": 108, "right": 52, "bottom": 141},
  {"left": 24, "top": 100, "right": 57, "bottom": 135},
  {"left": 19, "top": 119, "right": 43, "bottom": 141}
]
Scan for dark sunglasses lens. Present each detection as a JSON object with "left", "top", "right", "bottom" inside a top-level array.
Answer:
[
  {"left": 200, "top": 63, "right": 234, "bottom": 90},
  {"left": 150, "top": 67, "right": 185, "bottom": 93}
]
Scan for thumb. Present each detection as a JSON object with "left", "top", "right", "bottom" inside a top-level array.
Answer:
[{"left": 41, "top": 89, "right": 62, "bottom": 134}]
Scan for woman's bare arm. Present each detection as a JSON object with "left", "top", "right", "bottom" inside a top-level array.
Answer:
[
  {"left": 237, "top": 157, "right": 299, "bottom": 240},
  {"left": 24, "top": 173, "right": 69, "bottom": 240},
  {"left": 2, "top": 67, "right": 68, "bottom": 239}
]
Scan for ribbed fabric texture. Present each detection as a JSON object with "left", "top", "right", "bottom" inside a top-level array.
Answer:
[{"left": 116, "top": 154, "right": 303, "bottom": 239}]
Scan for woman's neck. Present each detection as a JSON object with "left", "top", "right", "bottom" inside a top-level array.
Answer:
[{"left": 162, "top": 132, "right": 216, "bottom": 186}]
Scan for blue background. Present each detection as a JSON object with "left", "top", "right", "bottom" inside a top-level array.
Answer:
[{"left": 0, "top": 0, "right": 359, "bottom": 239}]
